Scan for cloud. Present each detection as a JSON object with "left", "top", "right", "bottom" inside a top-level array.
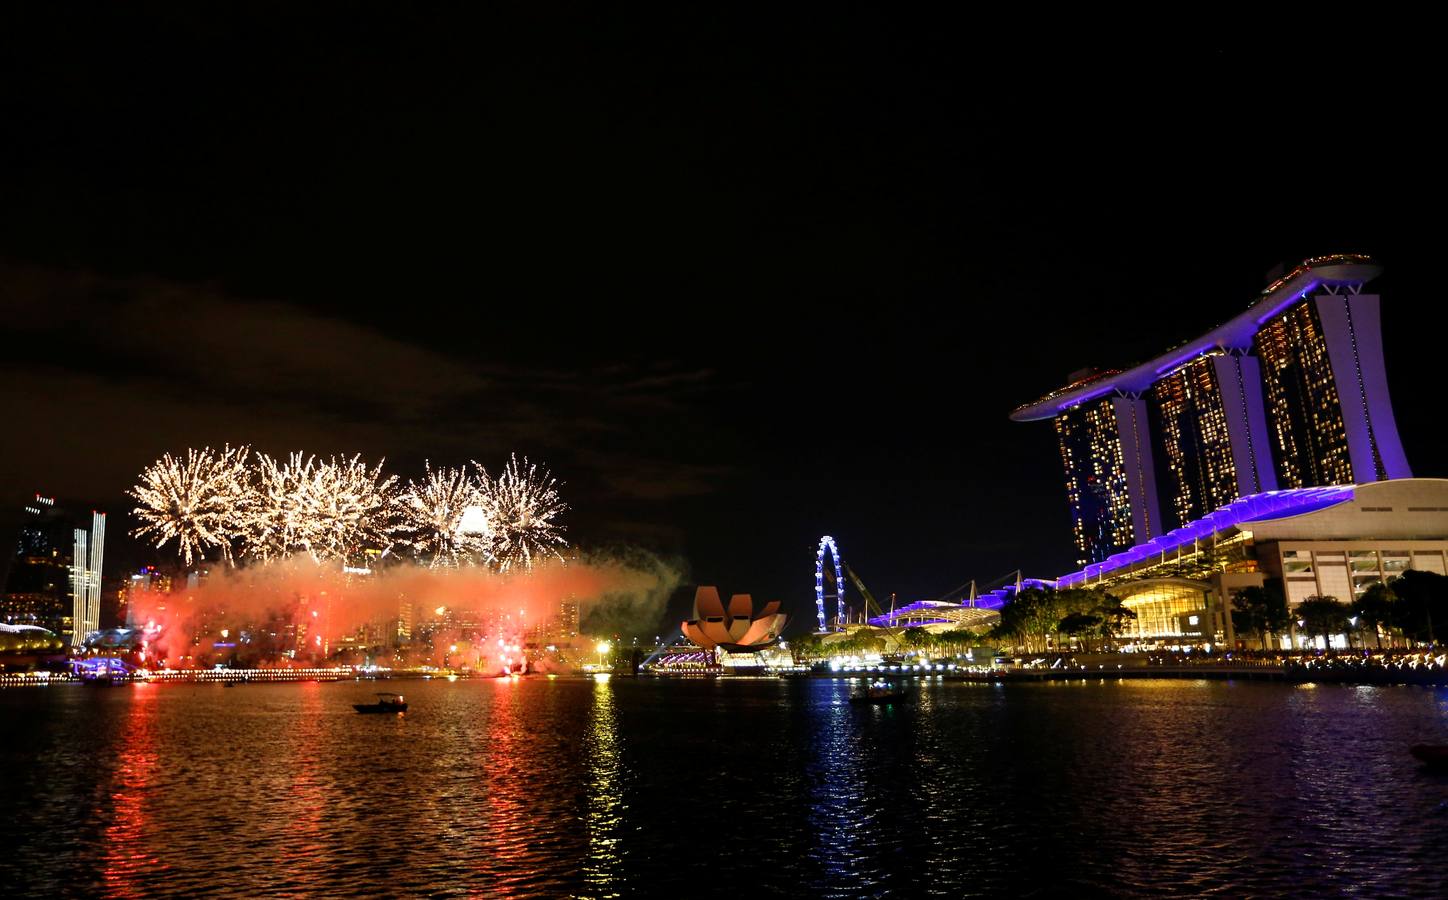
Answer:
[{"left": 0, "top": 261, "right": 738, "bottom": 522}]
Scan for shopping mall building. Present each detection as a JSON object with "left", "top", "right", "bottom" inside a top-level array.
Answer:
[
  {"left": 1053, "top": 478, "right": 1448, "bottom": 647},
  {"left": 1010, "top": 254, "right": 1446, "bottom": 648}
]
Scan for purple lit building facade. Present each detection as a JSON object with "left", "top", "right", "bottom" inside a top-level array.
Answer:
[{"left": 1012, "top": 255, "right": 1410, "bottom": 568}]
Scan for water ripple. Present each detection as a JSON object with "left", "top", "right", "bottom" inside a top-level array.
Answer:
[{"left": 4, "top": 677, "right": 1448, "bottom": 897}]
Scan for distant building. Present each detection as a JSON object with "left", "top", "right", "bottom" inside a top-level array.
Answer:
[
  {"left": 119, "top": 566, "right": 171, "bottom": 627},
  {"left": 397, "top": 596, "right": 414, "bottom": 641},
  {"left": 70, "top": 510, "right": 105, "bottom": 647},
  {"left": 558, "top": 599, "right": 580, "bottom": 639},
  {"left": 1013, "top": 255, "right": 1410, "bottom": 566},
  {"left": 2, "top": 495, "right": 105, "bottom": 643}
]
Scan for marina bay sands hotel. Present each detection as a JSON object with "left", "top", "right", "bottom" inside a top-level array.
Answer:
[
  {"left": 881, "top": 253, "right": 1444, "bottom": 644},
  {"left": 1013, "top": 253, "right": 1415, "bottom": 568}
]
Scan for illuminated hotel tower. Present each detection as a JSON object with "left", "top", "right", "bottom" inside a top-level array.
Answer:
[
  {"left": 1013, "top": 255, "right": 1409, "bottom": 566},
  {"left": 1253, "top": 287, "right": 1410, "bottom": 487},
  {"left": 1052, "top": 394, "right": 1158, "bottom": 567},
  {"left": 1149, "top": 351, "right": 1276, "bottom": 530}
]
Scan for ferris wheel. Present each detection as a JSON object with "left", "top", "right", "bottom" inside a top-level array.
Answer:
[{"left": 814, "top": 535, "right": 846, "bottom": 632}]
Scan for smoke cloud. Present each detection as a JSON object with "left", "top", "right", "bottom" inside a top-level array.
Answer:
[{"left": 126, "top": 550, "right": 684, "bottom": 670}]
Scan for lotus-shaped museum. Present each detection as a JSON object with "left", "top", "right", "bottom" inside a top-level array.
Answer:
[{"left": 681, "top": 587, "right": 787, "bottom": 652}]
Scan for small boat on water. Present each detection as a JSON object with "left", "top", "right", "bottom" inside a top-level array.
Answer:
[
  {"left": 850, "top": 679, "right": 910, "bottom": 705},
  {"left": 353, "top": 692, "right": 407, "bottom": 714},
  {"left": 1410, "top": 744, "right": 1448, "bottom": 769}
]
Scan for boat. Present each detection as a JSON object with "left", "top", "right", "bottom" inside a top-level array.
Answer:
[
  {"left": 849, "top": 679, "right": 910, "bottom": 705},
  {"left": 1410, "top": 744, "right": 1448, "bottom": 769},
  {"left": 353, "top": 692, "right": 408, "bottom": 714}
]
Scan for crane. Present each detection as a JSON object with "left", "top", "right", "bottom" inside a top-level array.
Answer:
[{"left": 843, "top": 564, "right": 904, "bottom": 651}]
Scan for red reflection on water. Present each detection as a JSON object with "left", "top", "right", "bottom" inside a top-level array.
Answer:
[
  {"left": 102, "top": 683, "right": 167, "bottom": 898},
  {"left": 470, "top": 677, "right": 529, "bottom": 898}
]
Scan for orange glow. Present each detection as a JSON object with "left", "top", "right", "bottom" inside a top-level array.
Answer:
[{"left": 283, "top": 681, "right": 326, "bottom": 886}]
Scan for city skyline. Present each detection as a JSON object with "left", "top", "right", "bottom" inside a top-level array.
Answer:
[
  {"left": 5, "top": 13, "right": 1448, "bottom": 898},
  {"left": 2, "top": 12, "right": 1443, "bottom": 627}
]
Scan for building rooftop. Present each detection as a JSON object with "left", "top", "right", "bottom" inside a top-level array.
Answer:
[
  {"left": 1055, "top": 478, "right": 1448, "bottom": 588},
  {"left": 1010, "top": 253, "right": 1381, "bottom": 422}
]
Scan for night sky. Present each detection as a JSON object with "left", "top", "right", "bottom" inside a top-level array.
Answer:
[{"left": 2, "top": 9, "right": 1441, "bottom": 631}]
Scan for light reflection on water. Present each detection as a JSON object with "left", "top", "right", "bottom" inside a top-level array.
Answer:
[
  {"left": 805, "top": 682, "right": 876, "bottom": 896},
  {"left": 5, "top": 677, "right": 1448, "bottom": 897},
  {"left": 582, "top": 674, "right": 622, "bottom": 900}
]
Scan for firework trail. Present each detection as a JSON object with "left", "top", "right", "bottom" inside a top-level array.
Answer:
[
  {"left": 128, "top": 445, "right": 252, "bottom": 566},
  {"left": 243, "top": 451, "right": 319, "bottom": 563},
  {"left": 307, "top": 454, "right": 399, "bottom": 563},
  {"left": 477, "top": 453, "right": 568, "bottom": 572},
  {"left": 396, "top": 462, "right": 491, "bottom": 567}
]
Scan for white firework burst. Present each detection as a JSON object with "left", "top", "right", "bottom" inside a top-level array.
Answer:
[
  {"left": 396, "top": 462, "right": 490, "bottom": 567},
  {"left": 132, "top": 447, "right": 568, "bottom": 572},
  {"left": 129, "top": 445, "right": 252, "bottom": 567},
  {"left": 475, "top": 453, "right": 568, "bottom": 572},
  {"left": 242, "top": 451, "right": 319, "bottom": 562}
]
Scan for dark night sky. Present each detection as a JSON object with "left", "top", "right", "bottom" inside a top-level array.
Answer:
[{"left": 1, "top": 9, "right": 1441, "bottom": 632}]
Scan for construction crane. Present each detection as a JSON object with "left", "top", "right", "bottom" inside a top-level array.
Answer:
[{"left": 844, "top": 564, "right": 904, "bottom": 651}]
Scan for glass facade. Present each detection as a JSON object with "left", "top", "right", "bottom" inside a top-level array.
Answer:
[
  {"left": 1055, "top": 398, "right": 1135, "bottom": 567},
  {"left": 1151, "top": 356, "right": 1239, "bottom": 529},
  {"left": 1279, "top": 545, "right": 1448, "bottom": 603},
  {"left": 1116, "top": 581, "right": 1208, "bottom": 640},
  {"left": 1255, "top": 301, "right": 1355, "bottom": 488}
]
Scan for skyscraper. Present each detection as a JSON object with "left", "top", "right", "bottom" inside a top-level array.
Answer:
[
  {"left": 1013, "top": 255, "right": 1408, "bottom": 564},
  {"left": 1052, "top": 395, "right": 1151, "bottom": 567},
  {"left": 1147, "top": 351, "right": 1276, "bottom": 530},
  {"left": 2, "top": 496, "right": 104, "bottom": 642},
  {"left": 69, "top": 511, "right": 105, "bottom": 646},
  {"left": 1254, "top": 286, "right": 1410, "bottom": 487}
]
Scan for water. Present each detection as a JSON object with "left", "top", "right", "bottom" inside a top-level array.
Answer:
[{"left": 5, "top": 676, "right": 1448, "bottom": 898}]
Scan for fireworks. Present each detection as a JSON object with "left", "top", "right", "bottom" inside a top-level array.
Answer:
[
  {"left": 243, "top": 451, "right": 318, "bottom": 562},
  {"left": 477, "top": 453, "right": 568, "bottom": 572},
  {"left": 128, "top": 446, "right": 252, "bottom": 566},
  {"left": 307, "top": 454, "right": 399, "bottom": 562},
  {"left": 130, "top": 448, "right": 568, "bottom": 571},
  {"left": 396, "top": 462, "right": 491, "bottom": 567}
]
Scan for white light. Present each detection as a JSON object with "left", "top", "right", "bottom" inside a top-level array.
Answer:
[{"left": 458, "top": 505, "right": 490, "bottom": 536}]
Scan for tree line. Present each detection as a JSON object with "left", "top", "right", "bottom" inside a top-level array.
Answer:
[
  {"left": 988, "top": 586, "right": 1137, "bottom": 653},
  {"left": 1233, "top": 569, "right": 1448, "bottom": 650}
]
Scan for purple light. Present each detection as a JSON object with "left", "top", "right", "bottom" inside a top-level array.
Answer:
[
  {"left": 1154, "top": 346, "right": 1209, "bottom": 376},
  {"left": 1254, "top": 280, "right": 1319, "bottom": 325},
  {"left": 1055, "top": 485, "right": 1354, "bottom": 585},
  {"left": 1056, "top": 383, "right": 1116, "bottom": 413}
]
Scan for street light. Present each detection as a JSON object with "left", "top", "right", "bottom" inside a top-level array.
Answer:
[{"left": 596, "top": 641, "right": 611, "bottom": 668}]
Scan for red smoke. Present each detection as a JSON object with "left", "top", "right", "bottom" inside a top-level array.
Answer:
[{"left": 124, "top": 554, "right": 678, "bottom": 671}]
